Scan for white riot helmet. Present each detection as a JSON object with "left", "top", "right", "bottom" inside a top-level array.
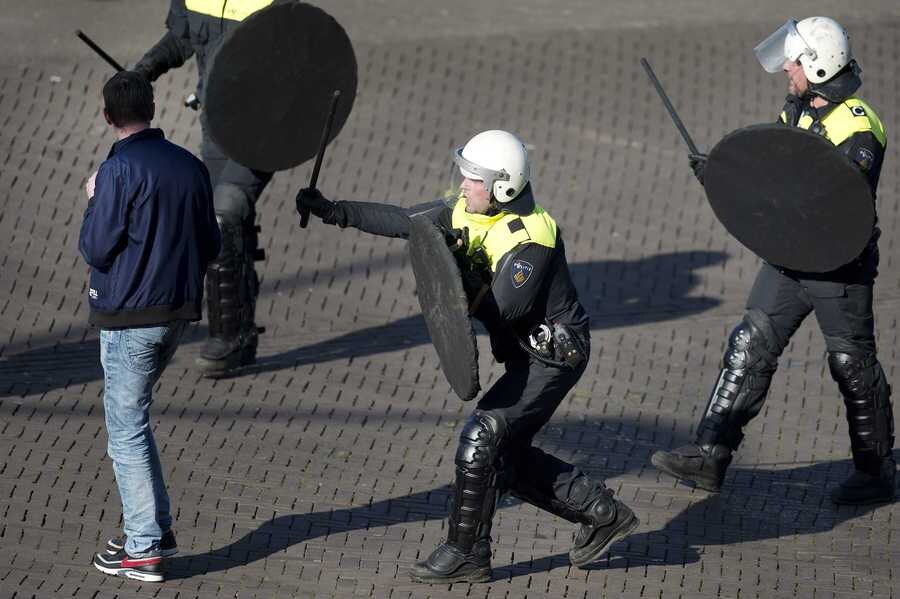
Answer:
[
  {"left": 454, "top": 130, "right": 530, "bottom": 201},
  {"left": 754, "top": 17, "right": 851, "bottom": 84}
]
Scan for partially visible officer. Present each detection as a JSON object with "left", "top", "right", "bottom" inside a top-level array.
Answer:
[
  {"left": 133, "top": 0, "right": 274, "bottom": 376},
  {"left": 81, "top": 71, "right": 220, "bottom": 582},
  {"left": 653, "top": 17, "right": 894, "bottom": 505},
  {"left": 296, "top": 130, "right": 639, "bottom": 583}
]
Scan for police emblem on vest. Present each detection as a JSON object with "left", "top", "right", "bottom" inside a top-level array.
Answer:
[{"left": 511, "top": 260, "right": 533, "bottom": 288}]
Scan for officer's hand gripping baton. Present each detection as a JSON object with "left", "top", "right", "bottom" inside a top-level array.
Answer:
[
  {"left": 640, "top": 58, "right": 700, "bottom": 155},
  {"left": 300, "top": 89, "right": 341, "bottom": 228},
  {"left": 76, "top": 30, "right": 124, "bottom": 72}
]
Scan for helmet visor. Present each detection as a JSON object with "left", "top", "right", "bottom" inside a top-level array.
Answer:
[
  {"left": 453, "top": 147, "right": 509, "bottom": 193},
  {"left": 754, "top": 20, "right": 813, "bottom": 73},
  {"left": 441, "top": 161, "right": 462, "bottom": 202}
]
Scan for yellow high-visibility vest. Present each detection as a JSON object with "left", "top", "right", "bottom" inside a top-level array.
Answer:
[
  {"left": 781, "top": 97, "right": 886, "bottom": 148},
  {"left": 185, "top": 0, "right": 273, "bottom": 21},
  {"left": 450, "top": 197, "right": 558, "bottom": 272}
]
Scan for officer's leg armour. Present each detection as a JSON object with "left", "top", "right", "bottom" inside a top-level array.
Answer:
[
  {"left": 827, "top": 352, "right": 896, "bottom": 504},
  {"left": 197, "top": 184, "right": 263, "bottom": 377},
  {"left": 409, "top": 411, "right": 502, "bottom": 584},
  {"left": 652, "top": 309, "right": 781, "bottom": 491},
  {"left": 509, "top": 457, "right": 638, "bottom": 568},
  {"left": 696, "top": 309, "right": 781, "bottom": 449}
]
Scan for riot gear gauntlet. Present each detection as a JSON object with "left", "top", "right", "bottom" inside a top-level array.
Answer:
[{"left": 295, "top": 187, "right": 339, "bottom": 224}]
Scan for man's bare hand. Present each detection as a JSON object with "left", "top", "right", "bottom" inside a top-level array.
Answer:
[{"left": 85, "top": 170, "right": 97, "bottom": 198}]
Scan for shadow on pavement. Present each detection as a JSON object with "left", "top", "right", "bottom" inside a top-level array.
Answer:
[
  {"left": 164, "top": 455, "right": 897, "bottom": 581},
  {"left": 1, "top": 250, "right": 727, "bottom": 396},
  {"left": 164, "top": 485, "right": 454, "bottom": 580},
  {"left": 495, "top": 453, "right": 898, "bottom": 580},
  {"left": 248, "top": 250, "right": 727, "bottom": 375}
]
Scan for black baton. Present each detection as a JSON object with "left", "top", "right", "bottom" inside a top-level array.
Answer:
[
  {"left": 300, "top": 89, "right": 341, "bottom": 228},
  {"left": 640, "top": 58, "right": 700, "bottom": 155},
  {"left": 76, "top": 30, "right": 125, "bottom": 72}
]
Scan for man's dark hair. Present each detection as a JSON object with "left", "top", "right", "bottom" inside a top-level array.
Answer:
[{"left": 103, "top": 71, "right": 154, "bottom": 127}]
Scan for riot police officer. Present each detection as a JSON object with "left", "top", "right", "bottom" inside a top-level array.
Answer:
[
  {"left": 296, "top": 130, "right": 639, "bottom": 583},
  {"left": 653, "top": 17, "right": 895, "bottom": 505},
  {"left": 133, "top": 0, "right": 273, "bottom": 376}
]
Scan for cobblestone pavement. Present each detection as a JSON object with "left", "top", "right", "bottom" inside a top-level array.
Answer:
[{"left": 2, "top": 1, "right": 900, "bottom": 597}]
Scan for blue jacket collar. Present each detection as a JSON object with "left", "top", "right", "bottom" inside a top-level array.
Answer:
[{"left": 108, "top": 127, "right": 164, "bottom": 158}]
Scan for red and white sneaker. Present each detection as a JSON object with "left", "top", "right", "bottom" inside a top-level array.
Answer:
[{"left": 93, "top": 548, "right": 164, "bottom": 582}]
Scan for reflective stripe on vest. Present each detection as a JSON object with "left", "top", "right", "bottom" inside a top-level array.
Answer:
[
  {"left": 780, "top": 97, "right": 886, "bottom": 147},
  {"left": 185, "top": 0, "right": 273, "bottom": 21},
  {"left": 450, "top": 197, "right": 557, "bottom": 272}
]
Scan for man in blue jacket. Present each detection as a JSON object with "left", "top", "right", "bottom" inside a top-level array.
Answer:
[{"left": 80, "top": 71, "right": 220, "bottom": 582}]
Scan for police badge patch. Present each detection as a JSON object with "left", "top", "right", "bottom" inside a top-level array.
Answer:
[
  {"left": 511, "top": 260, "right": 534, "bottom": 288},
  {"left": 855, "top": 147, "right": 875, "bottom": 171}
]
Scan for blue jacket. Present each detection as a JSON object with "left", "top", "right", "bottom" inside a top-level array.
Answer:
[{"left": 79, "top": 128, "right": 220, "bottom": 328}]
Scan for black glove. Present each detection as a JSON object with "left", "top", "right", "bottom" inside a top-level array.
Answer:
[
  {"left": 689, "top": 153, "right": 708, "bottom": 185},
  {"left": 296, "top": 187, "right": 336, "bottom": 224},
  {"left": 439, "top": 226, "right": 469, "bottom": 253}
]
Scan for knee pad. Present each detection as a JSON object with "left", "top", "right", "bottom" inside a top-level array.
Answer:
[
  {"left": 214, "top": 183, "right": 264, "bottom": 264},
  {"left": 827, "top": 352, "right": 881, "bottom": 395},
  {"left": 456, "top": 411, "right": 507, "bottom": 470},
  {"left": 724, "top": 309, "right": 781, "bottom": 374},
  {"left": 213, "top": 183, "right": 252, "bottom": 223}
]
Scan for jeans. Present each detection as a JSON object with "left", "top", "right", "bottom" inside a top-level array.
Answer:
[{"left": 100, "top": 320, "right": 187, "bottom": 557}]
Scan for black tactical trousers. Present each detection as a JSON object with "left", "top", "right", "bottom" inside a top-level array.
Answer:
[
  {"left": 199, "top": 119, "right": 272, "bottom": 350},
  {"left": 477, "top": 346, "right": 606, "bottom": 518},
  {"left": 201, "top": 120, "right": 272, "bottom": 216},
  {"left": 747, "top": 262, "right": 876, "bottom": 355},
  {"left": 745, "top": 262, "right": 893, "bottom": 474}
]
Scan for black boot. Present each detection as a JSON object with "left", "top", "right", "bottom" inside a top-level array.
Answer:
[
  {"left": 197, "top": 218, "right": 260, "bottom": 378},
  {"left": 196, "top": 330, "right": 258, "bottom": 378},
  {"left": 569, "top": 491, "right": 639, "bottom": 568},
  {"left": 651, "top": 443, "right": 733, "bottom": 492},
  {"left": 510, "top": 467, "right": 638, "bottom": 568},
  {"left": 409, "top": 539, "right": 492, "bottom": 584},
  {"left": 831, "top": 457, "right": 896, "bottom": 505}
]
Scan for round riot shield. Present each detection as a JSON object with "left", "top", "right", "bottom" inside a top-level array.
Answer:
[
  {"left": 408, "top": 217, "right": 480, "bottom": 402},
  {"left": 204, "top": 1, "right": 357, "bottom": 172},
  {"left": 704, "top": 124, "right": 874, "bottom": 272}
]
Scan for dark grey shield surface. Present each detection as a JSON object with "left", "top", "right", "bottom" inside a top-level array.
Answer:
[
  {"left": 408, "top": 217, "right": 480, "bottom": 402},
  {"left": 204, "top": 1, "right": 357, "bottom": 172},
  {"left": 704, "top": 124, "right": 875, "bottom": 272}
]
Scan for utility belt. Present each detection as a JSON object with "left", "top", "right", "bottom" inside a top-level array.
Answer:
[{"left": 518, "top": 321, "right": 588, "bottom": 370}]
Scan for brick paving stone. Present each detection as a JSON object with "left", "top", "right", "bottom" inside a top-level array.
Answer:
[{"left": 3, "top": 1, "right": 900, "bottom": 598}]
